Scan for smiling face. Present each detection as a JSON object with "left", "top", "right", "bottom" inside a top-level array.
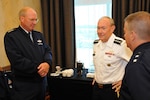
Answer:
[
  {"left": 19, "top": 7, "right": 38, "bottom": 32},
  {"left": 97, "top": 17, "right": 115, "bottom": 42}
]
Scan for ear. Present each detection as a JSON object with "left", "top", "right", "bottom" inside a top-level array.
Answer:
[
  {"left": 20, "top": 16, "right": 24, "bottom": 22},
  {"left": 111, "top": 25, "right": 116, "bottom": 32},
  {"left": 130, "top": 31, "right": 136, "bottom": 41}
]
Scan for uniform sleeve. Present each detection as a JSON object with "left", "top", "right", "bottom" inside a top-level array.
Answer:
[
  {"left": 43, "top": 42, "right": 52, "bottom": 66},
  {"left": 4, "top": 32, "right": 38, "bottom": 75},
  {"left": 119, "top": 41, "right": 132, "bottom": 62}
]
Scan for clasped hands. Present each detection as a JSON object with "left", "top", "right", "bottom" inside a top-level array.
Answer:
[{"left": 37, "top": 62, "right": 50, "bottom": 77}]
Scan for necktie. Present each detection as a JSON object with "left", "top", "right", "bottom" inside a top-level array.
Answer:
[{"left": 28, "top": 32, "right": 33, "bottom": 42}]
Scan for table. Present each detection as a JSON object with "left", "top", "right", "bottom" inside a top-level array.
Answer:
[{"left": 47, "top": 68, "right": 93, "bottom": 100}]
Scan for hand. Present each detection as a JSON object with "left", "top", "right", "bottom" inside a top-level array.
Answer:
[
  {"left": 92, "top": 78, "right": 95, "bottom": 85},
  {"left": 112, "top": 80, "right": 122, "bottom": 92},
  {"left": 37, "top": 62, "right": 50, "bottom": 77}
]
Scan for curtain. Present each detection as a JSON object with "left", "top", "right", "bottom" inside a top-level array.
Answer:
[
  {"left": 41, "top": 0, "right": 75, "bottom": 72},
  {"left": 112, "top": 0, "right": 150, "bottom": 38}
]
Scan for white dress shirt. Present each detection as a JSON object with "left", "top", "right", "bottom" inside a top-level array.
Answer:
[{"left": 93, "top": 34, "right": 132, "bottom": 84}]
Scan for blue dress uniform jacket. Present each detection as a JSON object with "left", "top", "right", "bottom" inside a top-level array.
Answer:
[
  {"left": 4, "top": 26, "right": 52, "bottom": 82},
  {"left": 119, "top": 42, "right": 150, "bottom": 100}
]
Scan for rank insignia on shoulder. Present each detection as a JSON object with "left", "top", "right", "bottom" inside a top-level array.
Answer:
[
  {"left": 114, "top": 39, "right": 122, "bottom": 45},
  {"left": 132, "top": 52, "right": 141, "bottom": 63},
  {"left": 93, "top": 39, "right": 99, "bottom": 44},
  {"left": 133, "top": 59, "right": 137, "bottom": 63}
]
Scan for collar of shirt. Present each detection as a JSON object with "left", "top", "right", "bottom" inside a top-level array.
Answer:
[
  {"left": 20, "top": 25, "right": 31, "bottom": 34},
  {"left": 99, "top": 34, "right": 115, "bottom": 48}
]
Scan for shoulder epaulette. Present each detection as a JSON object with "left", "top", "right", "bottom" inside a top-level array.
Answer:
[
  {"left": 93, "top": 39, "right": 99, "bottom": 44},
  {"left": 7, "top": 28, "right": 17, "bottom": 33},
  {"left": 114, "top": 38, "right": 122, "bottom": 45},
  {"left": 132, "top": 52, "right": 142, "bottom": 63}
]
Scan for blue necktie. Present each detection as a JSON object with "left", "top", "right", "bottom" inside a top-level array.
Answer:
[{"left": 28, "top": 32, "right": 33, "bottom": 42}]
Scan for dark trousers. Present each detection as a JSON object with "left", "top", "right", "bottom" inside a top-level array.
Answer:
[
  {"left": 92, "top": 82, "right": 118, "bottom": 100},
  {"left": 11, "top": 78, "right": 47, "bottom": 100},
  {"left": 0, "top": 71, "right": 12, "bottom": 100}
]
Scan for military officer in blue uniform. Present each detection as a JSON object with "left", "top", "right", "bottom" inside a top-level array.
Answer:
[
  {"left": 119, "top": 11, "right": 150, "bottom": 100},
  {"left": 92, "top": 16, "right": 132, "bottom": 100},
  {"left": 4, "top": 7, "right": 52, "bottom": 100}
]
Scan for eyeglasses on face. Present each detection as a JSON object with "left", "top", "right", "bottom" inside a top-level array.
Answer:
[{"left": 28, "top": 18, "right": 39, "bottom": 23}]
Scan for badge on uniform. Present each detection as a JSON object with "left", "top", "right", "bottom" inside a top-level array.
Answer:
[
  {"left": 105, "top": 50, "right": 114, "bottom": 57},
  {"left": 37, "top": 39, "right": 43, "bottom": 45}
]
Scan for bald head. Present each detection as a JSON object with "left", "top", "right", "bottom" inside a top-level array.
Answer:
[
  {"left": 98, "top": 16, "right": 115, "bottom": 26},
  {"left": 19, "top": 7, "right": 37, "bottom": 19}
]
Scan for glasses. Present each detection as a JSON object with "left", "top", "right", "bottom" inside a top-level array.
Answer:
[{"left": 28, "top": 18, "right": 39, "bottom": 23}]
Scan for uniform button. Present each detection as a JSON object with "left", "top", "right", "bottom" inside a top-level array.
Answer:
[{"left": 107, "top": 64, "right": 111, "bottom": 67}]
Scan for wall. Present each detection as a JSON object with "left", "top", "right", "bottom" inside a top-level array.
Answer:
[{"left": 0, "top": 0, "right": 43, "bottom": 67}]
